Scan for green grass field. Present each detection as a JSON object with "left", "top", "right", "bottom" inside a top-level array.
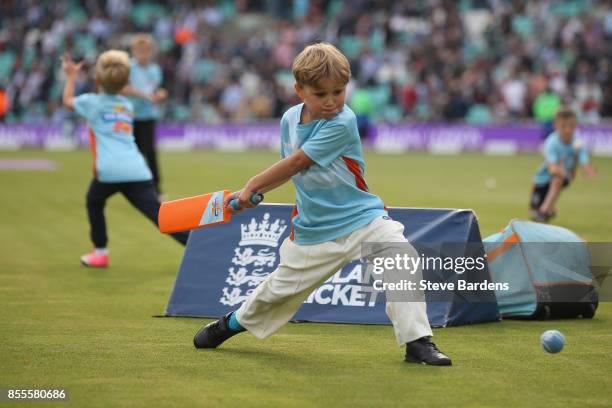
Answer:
[{"left": 1, "top": 150, "right": 611, "bottom": 407}]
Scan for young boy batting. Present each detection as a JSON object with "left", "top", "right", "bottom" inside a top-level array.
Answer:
[
  {"left": 121, "top": 34, "right": 167, "bottom": 195},
  {"left": 62, "top": 50, "right": 188, "bottom": 268},
  {"left": 530, "top": 106, "right": 597, "bottom": 223},
  {"left": 193, "top": 43, "right": 452, "bottom": 365}
]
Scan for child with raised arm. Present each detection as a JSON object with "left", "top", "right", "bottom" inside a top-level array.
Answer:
[
  {"left": 530, "top": 106, "right": 597, "bottom": 223},
  {"left": 193, "top": 43, "right": 452, "bottom": 365},
  {"left": 62, "top": 51, "right": 188, "bottom": 268}
]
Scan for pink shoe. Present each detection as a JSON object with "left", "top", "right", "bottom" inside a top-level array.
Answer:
[{"left": 80, "top": 251, "right": 109, "bottom": 268}]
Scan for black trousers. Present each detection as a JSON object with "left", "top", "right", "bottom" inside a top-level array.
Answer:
[
  {"left": 133, "top": 119, "right": 161, "bottom": 193},
  {"left": 86, "top": 179, "right": 189, "bottom": 248},
  {"left": 530, "top": 178, "right": 570, "bottom": 210}
]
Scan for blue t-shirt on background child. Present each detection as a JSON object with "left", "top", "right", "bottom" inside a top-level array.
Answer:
[
  {"left": 128, "top": 59, "right": 162, "bottom": 120},
  {"left": 74, "top": 93, "right": 152, "bottom": 183},
  {"left": 533, "top": 131, "right": 589, "bottom": 186}
]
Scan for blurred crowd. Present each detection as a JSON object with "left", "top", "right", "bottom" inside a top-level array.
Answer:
[{"left": 1, "top": 0, "right": 611, "bottom": 125}]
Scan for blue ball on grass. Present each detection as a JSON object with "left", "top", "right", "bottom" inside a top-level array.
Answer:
[{"left": 540, "top": 330, "right": 565, "bottom": 354}]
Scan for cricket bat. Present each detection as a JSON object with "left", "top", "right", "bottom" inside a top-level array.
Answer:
[{"left": 158, "top": 190, "right": 263, "bottom": 233}]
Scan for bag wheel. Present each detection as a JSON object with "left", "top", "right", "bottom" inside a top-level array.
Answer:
[{"left": 582, "top": 302, "right": 597, "bottom": 319}]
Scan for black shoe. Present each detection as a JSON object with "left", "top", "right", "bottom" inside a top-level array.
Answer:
[
  {"left": 405, "top": 337, "right": 452, "bottom": 366},
  {"left": 193, "top": 313, "right": 240, "bottom": 349}
]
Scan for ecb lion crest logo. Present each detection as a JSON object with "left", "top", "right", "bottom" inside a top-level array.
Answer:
[{"left": 219, "top": 213, "right": 287, "bottom": 306}]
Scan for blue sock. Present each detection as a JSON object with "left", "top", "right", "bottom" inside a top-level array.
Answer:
[{"left": 227, "top": 312, "right": 246, "bottom": 332}]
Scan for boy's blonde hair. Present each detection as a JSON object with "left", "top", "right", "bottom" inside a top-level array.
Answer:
[
  {"left": 95, "top": 50, "right": 130, "bottom": 94},
  {"left": 131, "top": 33, "right": 155, "bottom": 50},
  {"left": 292, "top": 42, "right": 351, "bottom": 87},
  {"left": 554, "top": 106, "right": 577, "bottom": 121}
]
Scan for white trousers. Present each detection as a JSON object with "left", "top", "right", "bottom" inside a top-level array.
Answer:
[{"left": 235, "top": 216, "right": 432, "bottom": 346}]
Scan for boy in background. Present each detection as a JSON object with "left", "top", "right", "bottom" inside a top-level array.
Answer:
[
  {"left": 62, "top": 51, "right": 187, "bottom": 268},
  {"left": 531, "top": 106, "right": 597, "bottom": 222},
  {"left": 122, "top": 34, "right": 167, "bottom": 195},
  {"left": 193, "top": 43, "right": 452, "bottom": 366}
]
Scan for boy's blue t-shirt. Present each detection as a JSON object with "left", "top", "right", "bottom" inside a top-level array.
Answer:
[
  {"left": 534, "top": 131, "right": 589, "bottom": 186},
  {"left": 128, "top": 59, "right": 162, "bottom": 120},
  {"left": 281, "top": 103, "right": 387, "bottom": 245},
  {"left": 74, "top": 93, "right": 153, "bottom": 183}
]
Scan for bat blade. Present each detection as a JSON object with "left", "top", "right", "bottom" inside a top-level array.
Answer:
[{"left": 159, "top": 190, "right": 230, "bottom": 233}]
